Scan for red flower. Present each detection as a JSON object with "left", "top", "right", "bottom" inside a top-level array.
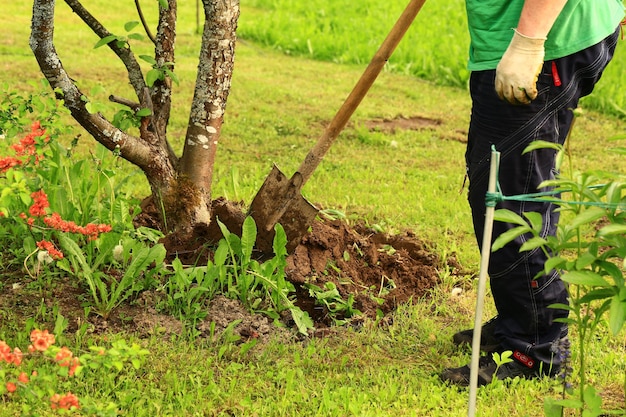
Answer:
[
  {"left": 55, "top": 346, "right": 80, "bottom": 375},
  {"left": 29, "top": 190, "right": 49, "bottom": 217},
  {"left": 11, "top": 347, "right": 22, "bottom": 366},
  {"left": 43, "top": 212, "right": 112, "bottom": 240},
  {"left": 0, "top": 341, "right": 22, "bottom": 366},
  {"left": 36, "top": 240, "right": 64, "bottom": 260},
  {"left": 5, "top": 382, "right": 17, "bottom": 393},
  {"left": 0, "top": 156, "right": 22, "bottom": 172},
  {"left": 12, "top": 121, "right": 48, "bottom": 157}
]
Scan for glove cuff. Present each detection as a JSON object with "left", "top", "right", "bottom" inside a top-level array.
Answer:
[{"left": 510, "top": 28, "right": 546, "bottom": 51}]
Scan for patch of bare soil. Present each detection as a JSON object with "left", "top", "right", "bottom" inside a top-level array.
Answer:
[
  {"left": 0, "top": 116, "right": 468, "bottom": 343},
  {"left": 363, "top": 115, "right": 441, "bottom": 133}
]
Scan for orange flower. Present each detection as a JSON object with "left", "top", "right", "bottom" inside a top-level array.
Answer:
[
  {"left": 36, "top": 240, "right": 64, "bottom": 260},
  {"left": 0, "top": 341, "right": 22, "bottom": 366},
  {"left": 6, "top": 382, "right": 17, "bottom": 393},
  {"left": 0, "top": 340, "right": 10, "bottom": 356},
  {"left": 30, "top": 329, "right": 55, "bottom": 351},
  {"left": 18, "top": 372, "right": 29, "bottom": 384},
  {"left": 0, "top": 156, "right": 22, "bottom": 173},
  {"left": 68, "top": 357, "right": 80, "bottom": 376},
  {"left": 50, "top": 392, "right": 80, "bottom": 410},
  {"left": 55, "top": 346, "right": 73, "bottom": 363},
  {"left": 43, "top": 212, "right": 112, "bottom": 240},
  {"left": 12, "top": 347, "right": 22, "bottom": 366}
]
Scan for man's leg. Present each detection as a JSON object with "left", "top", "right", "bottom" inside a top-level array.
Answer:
[{"left": 442, "top": 28, "right": 620, "bottom": 385}]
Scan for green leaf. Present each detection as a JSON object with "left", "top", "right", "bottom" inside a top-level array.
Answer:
[
  {"left": 289, "top": 307, "right": 313, "bottom": 336},
  {"left": 241, "top": 216, "right": 257, "bottom": 263},
  {"left": 94, "top": 34, "right": 118, "bottom": 49},
  {"left": 609, "top": 291, "right": 626, "bottom": 335},
  {"left": 597, "top": 223, "right": 626, "bottom": 237},
  {"left": 158, "top": 0, "right": 169, "bottom": 9},
  {"left": 491, "top": 226, "right": 530, "bottom": 252},
  {"left": 596, "top": 260, "right": 624, "bottom": 286},
  {"left": 523, "top": 212, "right": 544, "bottom": 234},
  {"left": 139, "top": 55, "right": 157, "bottom": 65},
  {"left": 124, "top": 21, "right": 140, "bottom": 32},
  {"left": 127, "top": 33, "right": 145, "bottom": 41},
  {"left": 549, "top": 302, "right": 574, "bottom": 312},
  {"left": 561, "top": 270, "right": 611, "bottom": 287},
  {"left": 523, "top": 140, "right": 563, "bottom": 154},
  {"left": 213, "top": 240, "right": 228, "bottom": 267},
  {"left": 58, "top": 234, "right": 91, "bottom": 274},
  {"left": 579, "top": 288, "right": 615, "bottom": 304},
  {"left": 569, "top": 207, "right": 606, "bottom": 229},
  {"left": 273, "top": 223, "right": 288, "bottom": 258},
  {"left": 544, "top": 256, "right": 566, "bottom": 274},
  {"left": 164, "top": 68, "right": 179, "bottom": 85},
  {"left": 494, "top": 209, "right": 530, "bottom": 227},
  {"left": 574, "top": 252, "right": 597, "bottom": 270},
  {"left": 217, "top": 219, "right": 231, "bottom": 242},
  {"left": 519, "top": 236, "right": 547, "bottom": 252},
  {"left": 136, "top": 108, "right": 152, "bottom": 117},
  {"left": 543, "top": 397, "right": 564, "bottom": 417},
  {"left": 146, "top": 69, "right": 162, "bottom": 87}
]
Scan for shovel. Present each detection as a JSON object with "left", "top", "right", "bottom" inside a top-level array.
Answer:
[{"left": 249, "top": 0, "right": 427, "bottom": 255}]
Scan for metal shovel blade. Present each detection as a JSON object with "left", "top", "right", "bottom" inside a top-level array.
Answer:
[{"left": 248, "top": 164, "right": 319, "bottom": 256}]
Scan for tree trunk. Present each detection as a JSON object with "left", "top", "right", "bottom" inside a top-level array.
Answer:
[
  {"left": 179, "top": 0, "right": 240, "bottom": 227},
  {"left": 30, "top": 0, "right": 240, "bottom": 237}
]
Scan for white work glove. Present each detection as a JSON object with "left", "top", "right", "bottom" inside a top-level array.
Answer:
[{"left": 495, "top": 29, "right": 546, "bottom": 105}]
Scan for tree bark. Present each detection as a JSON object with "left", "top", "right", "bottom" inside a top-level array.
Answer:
[{"left": 179, "top": 0, "right": 240, "bottom": 226}]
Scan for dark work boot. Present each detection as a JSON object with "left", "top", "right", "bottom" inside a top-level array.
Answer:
[
  {"left": 440, "top": 349, "right": 561, "bottom": 387},
  {"left": 452, "top": 316, "right": 501, "bottom": 353}
]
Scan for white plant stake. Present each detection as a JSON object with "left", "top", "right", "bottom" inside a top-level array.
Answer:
[{"left": 468, "top": 146, "right": 500, "bottom": 417}]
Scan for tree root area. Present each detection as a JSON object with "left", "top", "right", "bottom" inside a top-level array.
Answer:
[{"left": 145, "top": 198, "right": 464, "bottom": 330}]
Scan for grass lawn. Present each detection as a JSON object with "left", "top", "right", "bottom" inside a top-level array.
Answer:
[{"left": 1, "top": 1, "right": 625, "bottom": 416}]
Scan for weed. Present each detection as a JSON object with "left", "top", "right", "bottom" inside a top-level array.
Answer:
[{"left": 304, "top": 282, "right": 362, "bottom": 325}]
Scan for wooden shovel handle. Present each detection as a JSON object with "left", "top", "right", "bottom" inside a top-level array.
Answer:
[{"left": 296, "top": 0, "right": 427, "bottom": 184}]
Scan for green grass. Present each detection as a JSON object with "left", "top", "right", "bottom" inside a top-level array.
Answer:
[
  {"left": 238, "top": 0, "right": 626, "bottom": 118},
  {"left": 1, "top": 1, "right": 626, "bottom": 416}
]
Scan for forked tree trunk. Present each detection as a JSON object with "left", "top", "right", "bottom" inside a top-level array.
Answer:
[{"left": 30, "top": 0, "right": 240, "bottom": 236}]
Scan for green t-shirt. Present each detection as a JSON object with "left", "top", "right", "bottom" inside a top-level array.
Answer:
[{"left": 466, "top": 0, "right": 625, "bottom": 71}]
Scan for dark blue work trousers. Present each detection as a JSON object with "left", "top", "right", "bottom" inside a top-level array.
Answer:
[{"left": 465, "top": 28, "right": 620, "bottom": 369}]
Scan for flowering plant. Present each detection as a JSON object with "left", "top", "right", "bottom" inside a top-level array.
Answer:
[
  {"left": 1, "top": 115, "right": 167, "bottom": 317},
  {"left": 1, "top": 328, "right": 149, "bottom": 415}
]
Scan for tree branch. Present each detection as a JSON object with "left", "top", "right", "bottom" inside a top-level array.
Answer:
[
  {"left": 30, "top": 0, "right": 154, "bottom": 170},
  {"left": 63, "top": 0, "right": 147, "bottom": 103},
  {"left": 151, "top": 0, "right": 177, "bottom": 151},
  {"left": 109, "top": 95, "right": 141, "bottom": 111},
  {"left": 135, "top": 0, "right": 157, "bottom": 44}
]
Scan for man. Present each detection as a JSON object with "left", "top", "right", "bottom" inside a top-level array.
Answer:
[{"left": 440, "top": 0, "right": 624, "bottom": 386}]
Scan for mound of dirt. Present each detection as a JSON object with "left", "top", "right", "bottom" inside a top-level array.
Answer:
[
  {"left": 287, "top": 218, "right": 445, "bottom": 324},
  {"left": 152, "top": 198, "right": 465, "bottom": 334},
  {"left": 1, "top": 198, "right": 465, "bottom": 344}
]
